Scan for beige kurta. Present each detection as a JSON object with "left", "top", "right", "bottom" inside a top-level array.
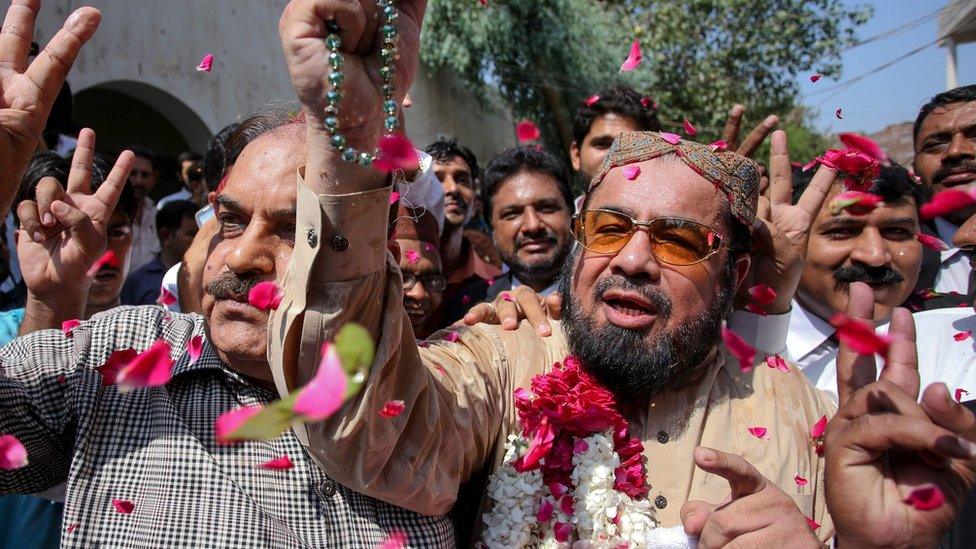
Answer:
[{"left": 269, "top": 176, "right": 837, "bottom": 543}]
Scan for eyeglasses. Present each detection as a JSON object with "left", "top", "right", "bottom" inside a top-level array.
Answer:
[
  {"left": 572, "top": 209, "right": 723, "bottom": 266},
  {"left": 402, "top": 272, "right": 447, "bottom": 293}
]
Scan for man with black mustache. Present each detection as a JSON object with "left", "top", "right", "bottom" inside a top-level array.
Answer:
[{"left": 912, "top": 85, "right": 976, "bottom": 303}]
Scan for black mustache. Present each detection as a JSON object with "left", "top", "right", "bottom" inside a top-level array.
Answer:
[
  {"left": 833, "top": 264, "right": 904, "bottom": 285},
  {"left": 206, "top": 272, "right": 260, "bottom": 300},
  {"left": 594, "top": 275, "right": 673, "bottom": 316},
  {"left": 933, "top": 160, "right": 976, "bottom": 185},
  {"left": 516, "top": 231, "right": 558, "bottom": 248}
]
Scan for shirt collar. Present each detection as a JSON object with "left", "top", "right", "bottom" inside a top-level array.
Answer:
[
  {"left": 511, "top": 275, "right": 559, "bottom": 297},
  {"left": 935, "top": 217, "right": 964, "bottom": 262},
  {"left": 787, "top": 300, "right": 836, "bottom": 361}
]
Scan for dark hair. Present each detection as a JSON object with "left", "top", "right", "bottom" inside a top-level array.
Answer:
[
  {"left": 571, "top": 85, "right": 661, "bottom": 147},
  {"left": 791, "top": 164, "right": 928, "bottom": 208},
  {"left": 425, "top": 138, "right": 480, "bottom": 180},
  {"left": 156, "top": 200, "right": 198, "bottom": 237},
  {"left": 16, "top": 151, "right": 137, "bottom": 223},
  {"left": 129, "top": 146, "right": 158, "bottom": 171},
  {"left": 178, "top": 150, "right": 203, "bottom": 165},
  {"left": 913, "top": 84, "right": 976, "bottom": 144},
  {"left": 481, "top": 145, "right": 573, "bottom": 224},
  {"left": 204, "top": 123, "right": 240, "bottom": 191}
]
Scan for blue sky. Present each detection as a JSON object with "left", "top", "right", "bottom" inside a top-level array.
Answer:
[{"left": 798, "top": 0, "right": 976, "bottom": 134}]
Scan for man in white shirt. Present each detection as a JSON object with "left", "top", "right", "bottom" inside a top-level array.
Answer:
[
  {"left": 127, "top": 146, "right": 161, "bottom": 270},
  {"left": 912, "top": 85, "right": 976, "bottom": 299},
  {"left": 157, "top": 150, "right": 204, "bottom": 209}
]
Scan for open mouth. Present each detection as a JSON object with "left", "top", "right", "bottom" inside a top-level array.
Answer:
[{"left": 600, "top": 290, "right": 659, "bottom": 329}]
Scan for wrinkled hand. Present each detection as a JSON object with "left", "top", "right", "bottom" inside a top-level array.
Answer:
[
  {"left": 680, "top": 447, "right": 820, "bottom": 548},
  {"left": 0, "top": 0, "right": 101, "bottom": 217},
  {"left": 461, "top": 285, "right": 561, "bottom": 336},
  {"left": 826, "top": 282, "right": 976, "bottom": 548},
  {"left": 736, "top": 130, "right": 836, "bottom": 313},
  {"left": 16, "top": 128, "right": 133, "bottom": 299}
]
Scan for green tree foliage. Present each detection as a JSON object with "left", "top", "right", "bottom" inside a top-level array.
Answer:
[{"left": 420, "top": 0, "right": 870, "bottom": 158}]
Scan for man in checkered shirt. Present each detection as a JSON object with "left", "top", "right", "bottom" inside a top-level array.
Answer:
[{"left": 0, "top": 0, "right": 451, "bottom": 547}]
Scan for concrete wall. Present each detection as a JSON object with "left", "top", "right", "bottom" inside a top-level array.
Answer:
[{"left": 33, "top": 0, "right": 514, "bottom": 165}]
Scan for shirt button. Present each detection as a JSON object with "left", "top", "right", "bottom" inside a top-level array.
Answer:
[
  {"left": 654, "top": 495, "right": 668, "bottom": 509},
  {"left": 306, "top": 228, "right": 318, "bottom": 248},
  {"left": 330, "top": 235, "right": 349, "bottom": 252},
  {"left": 656, "top": 431, "right": 669, "bottom": 444},
  {"left": 320, "top": 478, "right": 336, "bottom": 498}
]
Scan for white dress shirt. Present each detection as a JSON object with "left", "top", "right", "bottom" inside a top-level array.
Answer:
[
  {"left": 156, "top": 188, "right": 194, "bottom": 210},
  {"left": 933, "top": 217, "right": 973, "bottom": 295},
  {"left": 130, "top": 197, "right": 160, "bottom": 271},
  {"left": 729, "top": 302, "right": 976, "bottom": 403}
]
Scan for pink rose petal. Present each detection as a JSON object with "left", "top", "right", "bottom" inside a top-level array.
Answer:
[
  {"left": 157, "top": 287, "right": 178, "bottom": 306},
  {"left": 794, "top": 474, "right": 808, "bottom": 487},
  {"left": 829, "top": 191, "right": 883, "bottom": 216},
  {"left": 485, "top": 278, "right": 495, "bottom": 286},
  {"left": 444, "top": 331, "right": 460, "bottom": 343},
  {"left": 722, "top": 327, "right": 756, "bottom": 372},
  {"left": 85, "top": 250, "right": 120, "bottom": 278},
  {"left": 553, "top": 521, "right": 572, "bottom": 543},
  {"left": 835, "top": 108, "right": 843, "bottom": 119},
  {"left": 838, "top": 133, "right": 889, "bottom": 164},
  {"left": 806, "top": 517, "right": 820, "bottom": 530},
  {"left": 830, "top": 313, "right": 892, "bottom": 355},
  {"left": 709, "top": 140, "right": 728, "bottom": 152},
  {"left": 765, "top": 354, "right": 790, "bottom": 373},
  {"left": 61, "top": 319, "right": 80, "bottom": 337},
  {"left": 955, "top": 388, "right": 969, "bottom": 402},
  {"left": 293, "top": 342, "right": 348, "bottom": 421},
  {"left": 619, "top": 39, "right": 642, "bottom": 72},
  {"left": 537, "top": 498, "right": 554, "bottom": 522},
  {"left": 379, "top": 400, "right": 405, "bottom": 418},
  {"left": 376, "top": 531, "right": 408, "bottom": 549},
  {"left": 188, "top": 335, "right": 203, "bottom": 363},
  {"left": 920, "top": 189, "right": 976, "bottom": 221},
  {"left": 904, "top": 484, "right": 945, "bottom": 511},
  {"left": 404, "top": 249, "right": 420, "bottom": 264},
  {"left": 66, "top": 522, "right": 80, "bottom": 534},
  {"left": 258, "top": 455, "right": 294, "bottom": 470},
  {"left": 622, "top": 165, "right": 641, "bottom": 180},
  {"left": 112, "top": 499, "right": 135, "bottom": 514},
  {"left": 683, "top": 119, "right": 697, "bottom": 136},
  {"left": 195, "top": 53, "right": 214, "bottom": 72},
  {"left": 501, "top": 292, "right": 514, "bottom": 302},
  {"left": 97, "top": 349, "right": 138, "bottom": 386},
  {"left": 584, "top": 94, "right": 600, "bottom": 106},
  {"left": 917, "top": 233, "right": 949, "bottom": 252},
  {"left": 640, "top": 96, "right": 656, "bottom": 109},
  {"left": 0, "top": 434, "right": 28, "bottom": 470},
  {"left": 748, "top": 283, "right": 777, "bottom": 305},
  {"left": 660, "top": 132, "right": 681, "bottom": 145},
  {"left": 214, "top": 405, "right": 263, "bottom": 445},
  {"left": 248, "top": 281, "right": 283, "bottom": 311},
  {"left": 515, "top": 120, "right": 541, "bottom": 143},
  {"left": 374, "top": 133, "right": 420, "bottom": 173},
  {"left": 810, "top": 74, "right": 822, "bottom": 83},
  {"left": 460, "top": 294, "right": 471, "bottom": 305},
  {"left": 116, "top": 339, "right": 174, "bottom": 393},
  {"left": 954, "top": 331, "right": 972, "bottom": 342},
  {"left": 389, "top": 191, "right": 400, "bottom": 205},
  {"left": 810, "top": 415, "right": 828, "bottom": 439},
  {"left": 747, "top": 426, "right": 768, "bottom": 439}
]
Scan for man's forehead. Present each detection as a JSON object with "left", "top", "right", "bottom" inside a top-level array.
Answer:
[
  {"left": 919, "top": 101, "right": 976, "bottom": 135},
  {"left": 434, "top": 155, "right": 471, "bottom": 173}
]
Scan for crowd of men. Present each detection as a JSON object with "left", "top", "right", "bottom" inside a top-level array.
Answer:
[{"left": 1, "top": 0, "right": 976, "bottom": 547}]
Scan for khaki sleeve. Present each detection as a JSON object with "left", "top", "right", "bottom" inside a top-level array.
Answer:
[
  {"left": 812, "top": 391, "right": 838, "bottom": 544},
  {"left": 269, "top": 171, "right": 508, "bottom": 516}
]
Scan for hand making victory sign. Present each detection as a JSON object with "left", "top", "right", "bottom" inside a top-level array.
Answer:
[{"left": 0, "top": 0, "right": 102, "bottom": 217}]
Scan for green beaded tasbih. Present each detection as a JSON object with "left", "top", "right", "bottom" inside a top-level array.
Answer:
[{"left": 323, "top": 0, "right": 399, "bottom": 167}]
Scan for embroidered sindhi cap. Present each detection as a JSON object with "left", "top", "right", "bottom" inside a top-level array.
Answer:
[
  {"left": 589, "top": 131, "right": 760, "bottom": 229},
  {"left": 394, "top": 203, "right": 441, "bottom": 252}
]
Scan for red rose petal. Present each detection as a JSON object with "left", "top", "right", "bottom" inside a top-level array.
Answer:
[
  {"left": 748, "top": 284, "right": 777, "bottom": 305},
  {"left": 917, "top": 233, "right": 949, "bottom": 252},
  {"left": 97, "top": 349, "right": 139, "bottom": 386},
  {"left": 214, "top": 405, "right": 264, "bottom": 445},
  {"left": 460, "top": 294, "right": 471, "bottom": 305},
  {"left": 829, "top": 191, "right": 882, "bottom": 216},
  {"left": 85, "top": 250, "right": 120, "bottom": 278},
  {"left": 374, "top": 133, "right": 420, "bottom": 173},
  {"left": 920, "top": 189, "right": 976, "bottom": 221},
  {"left": 515, "top": 120, "right": 541, "bottom": 143},
  {"left": 112, "top": 499, "right": 135, "bottom": 514},
  {"left": 806, "top": 516, "right": 820, "bottom": 530},
  {"left": 379, "top": 400, "right": 405, "bottom": 418},
  {"left": 722, "top": 327, "right": 756, "bottom": 372},
  {"left": 838, "top": 133, "right": 889, "bottom": 164},
  {"left": 248, "top": 281, "right": 283, "bottom": 311},
  {"left": 683, "top": 119, "right": 698, "bottom": 136},
  {"left": 195, "top": 53, "right": 214, "bottom": 72},
  {"left": 537, "top": 498, "right": 554, "bottom": 522},
  {"left": 810, "top": 415, "right": 828, "bottom": 439},
  {"left": 660, "top": 132, "right": 681, "bottom": 145},
  {"left": 444, "top": 331, "right": 460, "bottom": 343},
  {"left": 258, "top": 455, "right": 294, "bottom": 470},
  {"left": 619, "top": 39, "right": 642, "bottom": 72},
  {"left": 501, "top": 292, "right": 514, "bottom": 302},
  {"left": 765, "top": 354, "right": 790, "bottom": 373},
  {"left": 584, "top": 94, "right": 600, "bottom": 106},
  {"left": 0, "top": 434, "right": 28, "bottom": 470},
  {"left": 747, "top": 426, "right": 768, "bottom": 439},
  {"left": 293, "top": 342, "right": 348, "bottom": 421},
  {"left": 622, "top": 165, "right": 641, "bottom": 180},
  {"left": 61, "top": 319, "right": 80, "bottom": 337},
  {"left": 640, "top": 96, "right": 655, "bottom": 109},
  {"left": 810, "top": 74, "right": 822, "bottom": 83},
  {"left": 376, "top": 531, "right": 408, "bottom": 549},
  {"left": 66, "top": 522, "right": 80, "bottom": 534},
  {"left": 709, "top": 139, "right": 728, "bottom": 152},
  {"left": 830, "top": 313, "right": 892, "bottom": 355},
  {"left": 157, "top": 286, "right": 178, "bottom": 306},
  {"left": 794, "top": 474, "right": 808, "bottom": 487},
  {"left": 835, "top": 108, "right": 844, "bottom": 119},
  {"left": 188, "top": 335, "right": 203, "bottom": 363},
  {"left": 389, "top": 191, "right": 400, "bottom": 205},
  {"left": 116, "top": 339, "right": 174, "bottom": 393},
  {"left": 904, "top": 484, "right": 945, "bottom": 511},
  {"left": 404, "top": 249, "right": 420, "bottom": 264},
  {"left": 554, "top": 521, "right": 572, "bottom": 543},
  {"left": 955, "top": 388, "right": 969, "bottom": 402}
]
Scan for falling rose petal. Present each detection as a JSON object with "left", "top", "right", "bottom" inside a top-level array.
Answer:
[
  {"left": 640, "top": 96, "right": 656, "bottom": 109},
  {"left": 721, "top": 327, "right": 756, "bottom": 372},
  {"left": 584, "top": 94, "right": 600, "bottom": 106},
  {"left": 116, "top": 339, "right": 174, "bottom": 393},
  {"left": 806, "top": 517, "right": 820, "bottom": 530},
  {"left": 214, "top": 405, "right": 263, "bottom": 445},
  {"left": 830, "top": 313, "right": 892, "bottom": 355},
  {"left": 61, "top": 319, "right": 80, "bottom": 337},
  {"left": 97, "top": 349, "right": 138, "bottom": 386},
  {"left": 501, "top": 292, "right": 514, "bottom": 302},
  {"left": 660, "top": 132, "right": 681, "bottom": 145},
  {"left": 188, "top": 335, "right": 203, "bottom": 364},
  {"left": 835, "top": 108, "right": 843, "bottom": 119},
  {"left": 248, "top": 281, "right": 284, "bottom": 311},
  {"left": 954, "top": 331, "right": 972, "bottom": 342},
  {"left": 195, "top": 53, "right": 214, "bottom": 72},
  {"left": 920, "top": 189, "right": 976, "bottom": 221},
  {"left": 748, "top": 284, "right": 777, "bottom": 305},
  {"left": 904, "top": 484, "right": 945, "bottom": 511},
  {"left": 622, "top": 165, "right": 641, "bottom": 180},
  {"left": 537, "top": 498, "right": 554, "bottom": 522},
  {"left": 794, "top": 475, "right": 808, "bottom": 488},
  {"left": 765, "top": 354, "right": 790, "bottom": 373},
  {"left": 810, "top": 415, "right": 828, "bottom": 439},
  {"left": 0, "top": 434, "right": 28, "bottom": 469},
  {"left": 404, "top": 249, "right": 420, "bottom": 264},
  {"left": 293, "top": 342, "right": 348, "bottom": 421},
  {"left": 829, "top": 191, "right": 882, "bottom": 216},
  {"left": 619, "top": 39, "right": 642, "bottom": 72},
  {"left": 917, "top": 233, "right": 949, "bottom": 252},
  {"left": 747, "top": 426, "right": 768, "bottom": 439},
  {"left": 955, "top": 388, "right": 969, "bottom": 402},
  {"left": 112, "top": 499, "right": 135, "bottom": 514},
  {"left": 157, "top": 287, "right": 178, "bottom": 306},
  {"left": 389, "top": 191, "right": 400, "bottom": 205},
  {"left": 839, "top": 133, "right": 889, "bottom": 164},
  {"left": 376, "top": 531, "right": 408, "bottom": 549},
  {"left": 444, "top": 331, "right": 460, "bottom": 343},
  {"left": 374, "top": 133, "right": 420, "bottom": 173},
  {"left": 709, "top": 139, "right": 728, "bottom": 152},
  {"left": 683, "top": 119, "right": 698, "bottom": 136},
  {"left": 85, "top": 250, "right": 120, "bottom": 278},
  {"left": 810, "top": 74, "right": 822, "bottom": 83},
  {"left": 379, "top": 400, "right": 406, "bottom": 419},
  {"left": 66, "top": 522, "right": 80, "bottom": 534},
  {"left": 258, "top": 455, "right": 294, "bottom": 470},
  {"left": 515, "top": 120, "right": 541, "bottom": 143}
]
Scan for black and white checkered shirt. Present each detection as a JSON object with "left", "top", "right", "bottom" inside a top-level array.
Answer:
[{"left": 0, "top": 305, "right": 454, "bottom": 547}]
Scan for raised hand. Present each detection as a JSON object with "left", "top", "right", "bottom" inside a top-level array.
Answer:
[
  {"left": 461, "top": 285, "right": 561, "bottom": 336},
  {"left": 721, "top": 104, "right": 779, "bottom": 158},
  {"left": 736, "top": 130, "right": 836, "bottom": 313},
  {"left": 0, "top": 0, "right": 102, "bottom": 217},
  {"left": 826, "top": 282, "right": 976, "bottom": 548},
  {"left": 16, "top": 128, "right": 133, "bottom": 300},
  {"left": 680, "top": 447, "right": 821, "bottom": 548}
]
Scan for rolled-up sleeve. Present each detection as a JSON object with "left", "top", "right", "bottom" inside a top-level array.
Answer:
[{"left": 269, "top": 172, "right": 507, "bottom": 516}]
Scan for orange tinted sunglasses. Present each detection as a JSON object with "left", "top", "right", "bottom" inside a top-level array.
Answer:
[{"left": 572, "top": 209, "right": 723, "bottom": 266}]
